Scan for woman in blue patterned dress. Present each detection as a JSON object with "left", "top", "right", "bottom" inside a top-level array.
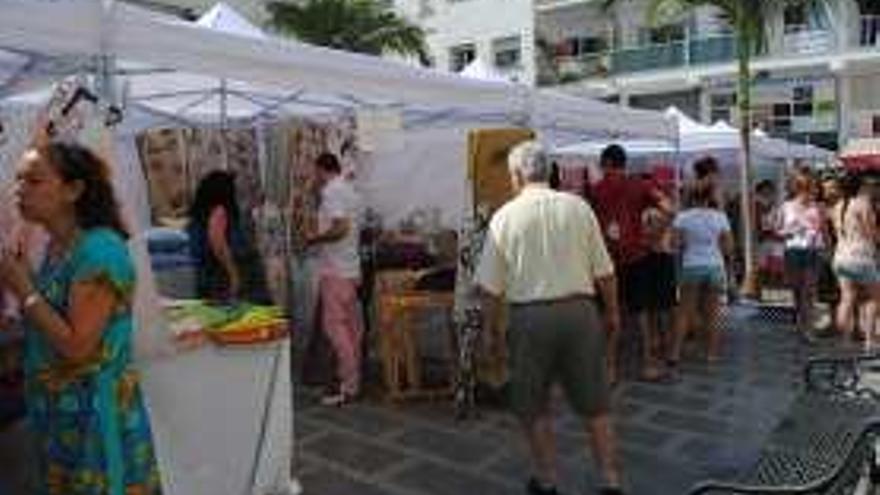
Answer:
[{"left": 0, "top": 142, "right": 163, "bottom": 495}]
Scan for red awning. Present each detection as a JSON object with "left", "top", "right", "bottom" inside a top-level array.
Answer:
[
  {"left": 840, "top": 138, "right": 880, "bottom": 172},
  {"left": 840, "top": 154, "right": 880, "bottom": 172}
]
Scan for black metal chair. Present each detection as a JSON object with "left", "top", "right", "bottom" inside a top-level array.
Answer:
[{"left": 688, "top": 353, "right": 880, "bottom": 494}]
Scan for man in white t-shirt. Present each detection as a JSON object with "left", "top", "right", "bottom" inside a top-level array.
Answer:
[{"left": 306, "top": 152, "right": 361, "bottom": 406}]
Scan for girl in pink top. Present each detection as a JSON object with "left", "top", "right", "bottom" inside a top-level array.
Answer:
[{"left": 777, "top": 169, "right": 828, "bottom": 336}]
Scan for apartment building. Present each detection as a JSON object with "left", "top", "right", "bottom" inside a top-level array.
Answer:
[
  {"left": 392, "top": 0, "right": 536, "bottom": 83},
  {"left": 394, "top": 0, "right": 880, "bottom": 149},
  {"left": 537, "top": 0, "right": 880, "bottom": 149}
]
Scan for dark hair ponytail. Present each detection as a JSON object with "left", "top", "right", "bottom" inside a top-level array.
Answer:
[{"left": 39, "top": 142, "right": 129, "bottom": 239}]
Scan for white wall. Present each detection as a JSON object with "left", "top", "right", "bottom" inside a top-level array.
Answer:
[
  {"left": 535, "top": 3, "right": 607, "bottom": 42},
  {"left": 396, "top": 0, "right": 536, "bottom": 84}
]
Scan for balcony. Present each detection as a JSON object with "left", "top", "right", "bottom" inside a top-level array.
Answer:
[
  {"left": 688, "top": 35, "right": 737, "bottom": 65},
  {"left": 610, "top": 41, "right": 685, "bottom": 74},
  {"left": 553, "top": 53, "right": 609, "bottom": 82},
  {"left": 607, "top": 34, "right": 736, "bottom": 75},
  {"left": 781, "top": 26, "right": 835, "bottom": 55}
]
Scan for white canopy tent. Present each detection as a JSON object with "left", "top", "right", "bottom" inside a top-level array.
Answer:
[
  {"left": 460, "top": 58, "right": 508, "bottom": 83},
  {"left": 195, "top": 2, "right": 268, "bottom": 40},
  {"left": 0, "top": 0, "right": 676, "bottom": 232},
  {"left": 677, "top": 111, "right": 831, "bottom": 162},
  {"left": 548, "top": 106, "right": 831, "bottom": 194},
  {"left": 553, "top": 139, "right": 676, "bottom": 157},
  {"left": 0, "top": 0, "right": 674, "bottom": 142}
]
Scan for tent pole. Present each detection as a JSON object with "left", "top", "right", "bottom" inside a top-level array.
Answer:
[
  {"left": 221, "top": 77, "right": 229, "bottom": 170},
  {"left": 97, "top": 0, "right": 117, "bottom": 106}
]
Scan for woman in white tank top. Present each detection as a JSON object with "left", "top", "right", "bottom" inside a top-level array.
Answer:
[{"left": 831, "top": 174, "right": 880, "bottom": 341}]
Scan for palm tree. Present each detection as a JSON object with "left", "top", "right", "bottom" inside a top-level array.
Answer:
[
  {"left": 603, "top": 0, "right": 831, "bottom": 298},
  {"left": 266, "top": 0, "right": 431, "bottom": 66}
]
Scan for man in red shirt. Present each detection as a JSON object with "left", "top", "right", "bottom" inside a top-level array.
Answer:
[{"left": 591, "top": 145, "right": 672, "bottom": 383}]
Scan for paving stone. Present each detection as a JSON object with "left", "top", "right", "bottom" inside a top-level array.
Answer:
[
  {"left": 677, "top": 437, "right": 724, "bottom": 461},
  {"left": 649, "top": 410, "right": 730, "bottom": 436},
  {"left": 688, "top": 381, "right": 720, "bottom": 395},
  {"left": 300, "top": 468, "right": 392, "bottom": 495},
  {"left": 617, "top": 422, "right": 676, "bottom": 450},
  {"left": 289, "top": 306, "right": 839, "bottom": 495},
  {"left": 391, "top": 460, "right": 514, "bottom": 495},
  {"left": 611, "top": 400, "right": 644, "bottom": 418},
  {"left": 618, "top": 446, "right": 701, "bottom": 494},
  {"left": 303, "top": 404, "right": 403, "bottom": 437},
  {"left": 294, "top": 417, "right": 327, "bottom": 441},
  {"left": 392, "top": 426, "right": 498, "bottom": 466},
  {"left": 622, "top": 384, "right": 713, "bottom": 411},
  {"left": 483, "top": 452, "right": 530, "bottom": 483},
  {"left": 395, "top": 403, "right": 485, "bottom": 432},
  {"left": 484, "top": 452, "right": 597, "bottom": 493},
  {"left": 303, "top": 432, "right": 408, "bottom": 476}
]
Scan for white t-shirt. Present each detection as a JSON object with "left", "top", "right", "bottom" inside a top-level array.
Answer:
[
  {"left": 318, "top": 177, "right": 361, "bottom": 279},
  {"left": 673, "top": 208, "right": 731, "bottom": 268}
]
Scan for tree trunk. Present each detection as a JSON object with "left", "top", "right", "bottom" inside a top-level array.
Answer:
[{"left": 737, "top": 28, "right": 760, "bottom": 300}]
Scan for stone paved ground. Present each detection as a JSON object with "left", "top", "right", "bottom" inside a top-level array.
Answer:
[
  {"left": 0, "top": 305, "right": 852, "bottom": 495},
  {"left": 294, "top": 306, "right": 825, "bottom": 495}
]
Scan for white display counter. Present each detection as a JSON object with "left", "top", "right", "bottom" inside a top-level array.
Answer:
[{"left": 140, "top": 338, "right": 300, "bottom": 495}]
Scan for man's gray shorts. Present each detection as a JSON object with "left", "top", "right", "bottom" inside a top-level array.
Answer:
[{"left": 507, "top": 296, "right": 609, "bottom": 419}]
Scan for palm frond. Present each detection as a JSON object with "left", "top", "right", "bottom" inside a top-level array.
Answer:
[
  {"left": 266, "top": 0, "right": 428, "bottom": 64},
  {"left": 646, "top": 0, "right": 703, "bottom": 26}
]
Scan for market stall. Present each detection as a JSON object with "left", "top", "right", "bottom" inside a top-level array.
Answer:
[{"left": 0, "top": 0, "right": 678, "bottom": 489}]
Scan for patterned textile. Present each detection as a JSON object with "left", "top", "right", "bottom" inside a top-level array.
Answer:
[
  {"left": 136, "top": 128, "right": 189, "bottom": 223},
  {"left": 183, "top": 127, "right": 225, "bottom": 184},
  {"left": 25, "top": 229, "right": 163, "bottom": 495},
  {"left": 454, "top": 128, "right": 533, "bottom": 415},
  {"left": 225, "top": 128, "right": 261, "bottom": 219}
]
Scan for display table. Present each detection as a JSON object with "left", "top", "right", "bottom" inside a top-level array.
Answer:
[{"left": 141, "top": 332, "right": 299, "bottom": 495}]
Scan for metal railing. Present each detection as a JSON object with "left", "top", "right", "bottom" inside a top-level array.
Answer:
[
  {"left": 781, "top": 26, "right": 835, "bottom": 55},
  {"left": 610, "top": 40, "right": 686, "bottom": 73},
  {"left": 688, "top": 35, "right": 737, "bottom": 65},
  {"left": 544, "top": 18, "right": 878, "bottom": 83},
  {"left": 546, "top": 34, "right": 737, "bottom": 80}
]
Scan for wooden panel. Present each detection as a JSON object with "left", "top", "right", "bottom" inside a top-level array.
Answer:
[{"left": 468, "top": 128, "right": 535, "bottom": 214}]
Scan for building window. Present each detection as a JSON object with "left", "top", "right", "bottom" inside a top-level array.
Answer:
[
  {"left": 449, "top": 43, "right": 476, "bottom": 72},
  {"left": 784, "top": 4, "right": 808, "bottom": 32},
  {"left": 493, "top": 36, "right": 521, "bottom": 69},
  {"left": 556, "top": 36, "right": 607, "bottom": 57},
  {"left": 639, "top": 24, "right": 685, "bottom": 45},
  {"left": 709, "top": 77, "right": 836, "bottom": 141},
  {"left": 710, "top": 92, "right": 736, "bottom": 123}
]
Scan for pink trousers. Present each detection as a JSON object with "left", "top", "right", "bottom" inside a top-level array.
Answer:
[{"left": 319, "top": 274, "right": 362, "bottom": 396}]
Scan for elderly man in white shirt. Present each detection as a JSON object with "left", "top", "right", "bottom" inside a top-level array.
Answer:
[
  {"left": 305, "top": 152, "right": 362, "bottom": 407},
  {"left": 476, "top": 141, "right": 624, "bottom": 495}
]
